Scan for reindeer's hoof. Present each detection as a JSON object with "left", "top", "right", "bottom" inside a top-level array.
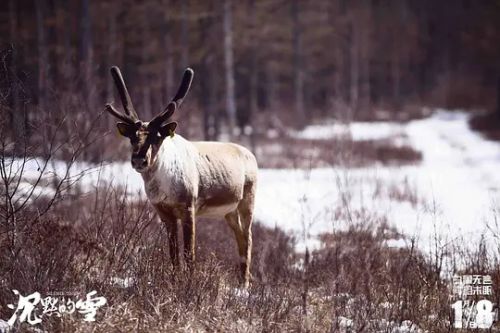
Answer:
[{"left": 233, "top": 286, "right": 250, "bottom": 298}]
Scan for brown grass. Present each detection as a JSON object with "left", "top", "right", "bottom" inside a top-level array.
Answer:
[
  {"left": 469, "top": 112, "right": 500, "bottom": 141},
  {"left": 255, "top": 136, "right": 422, "bottom": 169},
  {"left": 2, "top": 179, "right": 498, "bottom": 332}
]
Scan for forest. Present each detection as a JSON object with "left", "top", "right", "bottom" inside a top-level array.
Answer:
[{"left": 2, "top": 0, "right": 500, "bottom": 151}]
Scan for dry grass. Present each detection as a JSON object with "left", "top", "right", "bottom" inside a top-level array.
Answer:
[
  {"left": 2, "top": 179, "right": 499, "bottom": 332},
  {"left": 255, "top": 136, "right": 422, "bottom": 169},
  {"left": 469, "top": 112, "right": 500, "bottom": 141}
]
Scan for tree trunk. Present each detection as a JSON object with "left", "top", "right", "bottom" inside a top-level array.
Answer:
[
  {"left": 80, "top": 0, "right": 93, "bottom": 108},
  {"left": 266, "top": 62, "right": 277, "bottom": 111},
  {"left": 141, "top": 4, "right": 151, "bottom": 118},
  {"left": 392, "top": 47, "right": 401, "bottom": 110},
  {"left": 164, "top": 31, "right": 174, "bottom": 104},
  {"left": 180, "top": 0, "right": 190, "bottom": 69},
  {"left": 57, "top": 0, "right": 74, "bottom": 99},
  {"left": 360, "top": 4, "right": 372, "bottom": 117},
  {"left": 248, "top": 0, "right": 258, "bottom": 118},
  {"left": 497, "top": 76, "right": 500, "bottom": 120},
  {"left": 211, "top": 63, "right": 221, "bottom": 140},
  {"left": 199, "top": 9, "right": 217, "bottom": 141},
  {"left": 9, "top": 0, "right": 24, "bottom": 151},
  {"left": 200, "top": 58, "right": 217, "bottom": 141},
  {"left": 329, "top": 0, "right": 345, "bottom": 115},
  {"left": 248, "top": 0, "right": 257, "bottom": 150},
  {"left": 106, "top": 2, "right": 117, "bottom": 104},
  {"left": 36, "top": 0, "right": 49, "bottom": 114},
  {"left": 223, "top": 0, "right": 237, "bottom": 134},
  {"left": 349, "top": 20, "right": 359, "bottom": 118},
  {"left": 291, "top": 0, "right": 305, "bottom": 125}
]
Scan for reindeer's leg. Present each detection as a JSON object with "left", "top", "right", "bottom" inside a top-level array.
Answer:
[
  {"left": 237, "top": 183, "right": 256, "bottom": 288},
  {"left": 225, "top": 210, "right": 247, "bottom": 285},
  {"left": 182, "top": 204, "right": 196, "bottom": 266},
  {"left": 155, "top": 205, "right": 179, "bottom": 269},
  {"left": 167, "top": 219, "right": 180, "bottom": 268}
]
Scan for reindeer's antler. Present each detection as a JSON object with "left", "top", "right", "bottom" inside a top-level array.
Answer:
[
  {"left": 105, "top": 103, "right": 136, "bottom": 124},
  {"left": 172, "top": 68, "right": 194, "bottom": 106},
  {"left": 106, "top": 66, "right": 139, "bottom": 124},
  {"left": 150, "top": 68, "right": 194, "bottom": 127}
]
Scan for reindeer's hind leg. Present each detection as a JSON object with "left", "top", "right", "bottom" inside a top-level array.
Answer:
[
  {"left": 225, "top": 182, "right": 255, "bottom": 287},
  {"left": 225, "top": 210, "right": 248, "bottom": 286},
  {"left": 238, "top": 183, "right": 255, "bottom": 287}
]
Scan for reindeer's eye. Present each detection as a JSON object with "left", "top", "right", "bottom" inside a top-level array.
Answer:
[
  {"left": 147, "top": 132, "right": 161, "bottom": 145},
  {"left": 129, "top": 135, "right": 139, "bottom": 143}
]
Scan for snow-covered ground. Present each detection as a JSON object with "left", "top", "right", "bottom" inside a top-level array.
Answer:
[
  {"left": 10, "top": 110, "right": 500, "bottom": 254},
  {"left": 258, "top": 110, "right": 500, "bottom": 252},
  {"left": 293, "top": 119, "right": 405, "bottom": 141}
]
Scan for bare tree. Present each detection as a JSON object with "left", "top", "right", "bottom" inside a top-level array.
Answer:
[
  {"left": 35, "top": 0, "right": 49, "bottom": 114},
  {"left": 163, "top": 6, "right": 175, "bottom": 105},
  {"left": 80, "top": 0, "right": 94, "bottom": 108},
  {"left": 291, "top": 0, "right": 305, "bottom": 125},
  {"left": 349, "top": 4, "right": 360, "bottom": 118},
  {"left": 248, "top": 0, "right": 258, "bottom": 120},
  {"left": 141, "top": 3, "right": 152, "bottom": 119},
  {"left": 180, "top": 0, "right": 190, "bottom": 69},
  {"left": 248, "top": 0, "right": 258, "bottom": 149},
  {"left": 55, "top": 0, "right": 75, "bottom": 108},
  {"left": 223, "top": 0, "right": 237, "bottom": 133},
  {"left": 199, "top": 5, "right": 218, "bottom": 141},
  {"left": 360, "top": 2, "right": 372, "bottom": 116},
  {"left": 9, "top": 0, "right": 24, "bottom": 151},
  {"left": 105, "top": 2, "right": 118, "bottom": 105},
  {"left": 497, "top": 76, "right": 500, "bottom": 119},
  {"left": 329, "top": 0, "right": 347, "bottom": 114}
]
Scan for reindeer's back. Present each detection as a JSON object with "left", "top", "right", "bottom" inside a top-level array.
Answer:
[{"left": 192, "top": 141, "right": 257, "bottom": 217}]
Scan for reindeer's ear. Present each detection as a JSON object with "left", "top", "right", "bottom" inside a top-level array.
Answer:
[
  {"left": 116, "top": 122, "right": 135, "bottom": 137},
  {"left": 158, "top": 122, "right": 178, "bottom": 138}
]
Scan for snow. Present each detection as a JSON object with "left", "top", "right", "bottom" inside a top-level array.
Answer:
[
  {"left": 0, "top": 320, "right": 9, "bottom": 333},
  {"left": 11, "top": 110, "right": 500, "bottom": 255},
  {"left": 257, "top": 110, "right": 500, "bottom": 252},
  {"left": 293, "top": 120, "right": 405, "bottom": 141}
]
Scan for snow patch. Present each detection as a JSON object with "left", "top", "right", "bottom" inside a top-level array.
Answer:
[{"left": 293, "top": 120, "right": 405, "bottom": 141}]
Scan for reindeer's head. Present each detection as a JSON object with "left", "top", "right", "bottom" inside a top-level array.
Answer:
[{"left": 105, "top": 66, "right": 193, "bottom": 172}]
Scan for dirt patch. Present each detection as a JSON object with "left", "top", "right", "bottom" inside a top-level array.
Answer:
[
  {"left": 255, "top": 136, "right": 422, "bottom": 169},
  {"left": 469, "top": 112, "right": 500, "bottom": 141}
]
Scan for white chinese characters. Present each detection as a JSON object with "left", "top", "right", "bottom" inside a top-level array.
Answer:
[
  {"left": 451, "top": 274, "right": 495, "bottom": 329},
  {"left": 6, "top": 290, "right": 107, "bottom": 326}
]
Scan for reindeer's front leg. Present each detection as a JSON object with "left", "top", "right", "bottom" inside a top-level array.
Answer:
[
  {"left": 166, "top": 218, "right": 179, "bottom": 268},
  {"left": 154, "top": 204, "right": 180, "bottom": 268},
  {"left": 182, "top": 203, "right": 196, "bottom": 265}
]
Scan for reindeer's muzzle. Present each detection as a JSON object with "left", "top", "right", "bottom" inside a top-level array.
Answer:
[{"left": 131, "top": 157, "right": 148, "bottom": 171}]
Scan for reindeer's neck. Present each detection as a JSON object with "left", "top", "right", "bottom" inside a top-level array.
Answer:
[
  {"left": 140, "top": 134, "right": 196, "bottom": 203},
  {"left": 141, "top": 135, "right": 181, "bottom": 180}
]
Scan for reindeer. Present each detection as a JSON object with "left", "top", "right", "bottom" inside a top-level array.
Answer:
[{"left": 105, "top": 66, "right": 257, "bottom": 287}]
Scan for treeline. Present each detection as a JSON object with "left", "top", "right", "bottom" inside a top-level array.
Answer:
[{"left": 1, "top": 0, "right": 500, "bottom": 144}]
